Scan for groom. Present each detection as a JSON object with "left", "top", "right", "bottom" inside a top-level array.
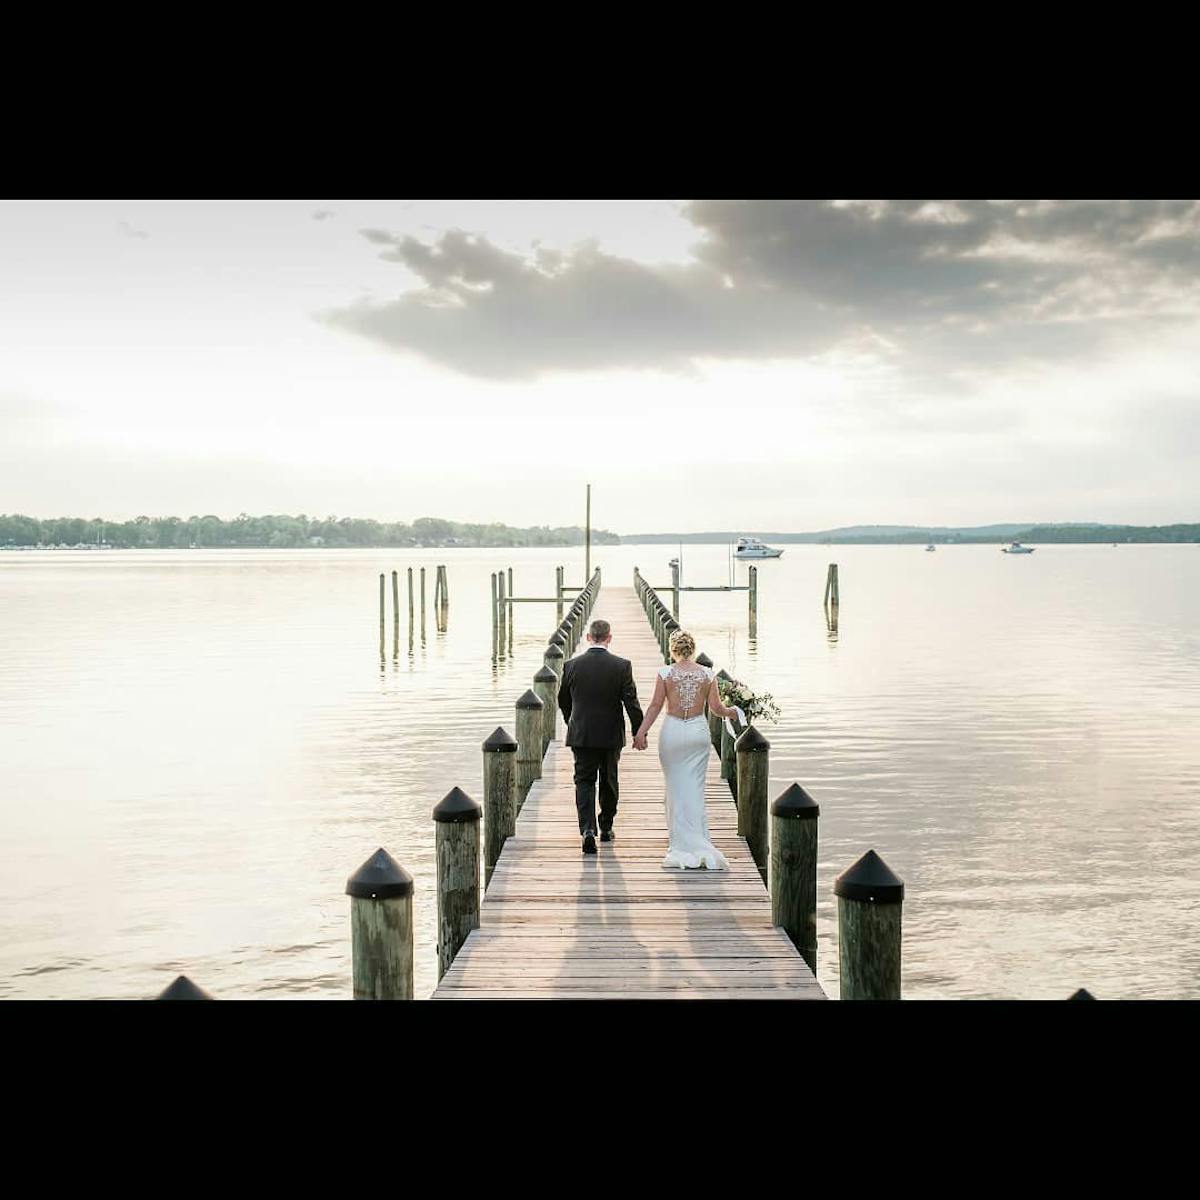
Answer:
[{"left": 557, "top": 618, "right": 645, "bottom": 855}]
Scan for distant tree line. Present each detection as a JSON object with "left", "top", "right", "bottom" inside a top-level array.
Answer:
[
  {"left": 0, "top": 513, "right": 621, "bottom": 549},
  {"left": 855, "top": 524, "right": 1200, "bottom": 544}
]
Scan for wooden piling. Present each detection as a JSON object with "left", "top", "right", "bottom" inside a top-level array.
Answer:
[
  {"left": 420, "top": 566, "right": 427, "bottom": 635},
  {"left": 824, "top": 563, "right": 839, "bottom": 607},
  {"left": 834, "top": 849, "right": 904, "bottom": 1000},
  {"left": 346, "top": 847, "right": 414, "bottom": 1000},
  {"left": 749, "top": 565, "right": 758, "bottom": 637},
  {"left": 515, "top": 689, "right": 545, "bottom": 809},
  {"left": 490, "top": 572, "right": 498, "bottom": 657},
  {"left": 544, "top": 642, "right": 565, "bottom": 681},
  {"left": 408, "top": 567, "right": 414, "bottom": 627},
  {"left": 771, "top": 784, "right": 820, "bottom": 973},
  {"left": 497, "top": 571, "right": 507, "bottom": 658},
  {"left": 482, "top": 727, "right": 518, "bottom": 886},
  {"left": 533, "top": 666, "right": 557, "bottom": 754},
  {"left": 391, "top": 570, "right": 400, "bottom": 656},
  {"left": 433, "top": 787, "right": 482, "bottom": 981},
  {"left": 556, "top": 565, "right": 564, "bottom": 621},
  {"left": 156, "top": 975, "right": 214, "bottom": 1000},
  {"left": 378, "top": 573, "right": 385, "bottom": 658},
  {"left": 670, "top": 560, "right": 680, "bottom": 618},
  {"left": 735, "top": 725, "right": 770, "bottom": 883}
]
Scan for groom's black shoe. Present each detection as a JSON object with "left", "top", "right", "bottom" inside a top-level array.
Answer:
[
  {"left": 600, "top": 828, "right": 613, "bottom": 843},
  {"left": 582, "top": 833, "right": 597, "bottom": 855}
]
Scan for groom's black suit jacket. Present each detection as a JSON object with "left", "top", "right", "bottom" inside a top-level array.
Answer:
[{"left": 558, "top": 646, "right": 644, "bottom": 750}]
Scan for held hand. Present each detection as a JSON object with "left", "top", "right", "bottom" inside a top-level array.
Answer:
[{"left": 633, "top": 732, "right": 648, "bottom": 751}]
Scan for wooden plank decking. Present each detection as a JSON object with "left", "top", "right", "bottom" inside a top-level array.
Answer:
[{"left": 431, "top": 586, "right": 826, "bottom": 1000}]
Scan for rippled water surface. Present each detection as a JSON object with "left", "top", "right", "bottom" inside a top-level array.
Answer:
[{"left": 2, "top": 544, "right": 1198, "bottom": 1000}]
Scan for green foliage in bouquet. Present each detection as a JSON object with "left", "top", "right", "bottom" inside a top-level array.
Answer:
[{"left": 717, "top": 676, "right": 782, "bottom": 724}]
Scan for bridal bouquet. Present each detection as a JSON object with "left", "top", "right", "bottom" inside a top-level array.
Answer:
[{"left": 717, "top": 676, "right": 782, "bottom": 725}]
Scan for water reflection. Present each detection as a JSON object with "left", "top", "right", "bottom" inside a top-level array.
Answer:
[{"left": 1, "top": 543, "right": 1198, "bottom": 1000}]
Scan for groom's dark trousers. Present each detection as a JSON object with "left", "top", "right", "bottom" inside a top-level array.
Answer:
[{"left": 558, "top": 646, "right": 644, "bottom": 837}]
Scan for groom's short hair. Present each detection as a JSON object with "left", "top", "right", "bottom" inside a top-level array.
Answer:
[{"left": 589, "top": 619, "right": 611, "bottom": 642}]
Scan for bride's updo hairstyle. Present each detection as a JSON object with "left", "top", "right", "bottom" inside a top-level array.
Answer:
[{"left": 668, "top": 629, "right": 696, "bottom": 662}]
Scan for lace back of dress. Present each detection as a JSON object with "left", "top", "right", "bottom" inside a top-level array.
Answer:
[{"left": 668, "top": 665, "right": 706, "bottom": 718}]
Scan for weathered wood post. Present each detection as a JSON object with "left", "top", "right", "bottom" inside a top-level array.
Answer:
[
  {"left": 408, "top": 566, "right": 414, "bottom": 627},
  {"left": 490, "top": 572, "right": 498, "bottom": 657},
  {"left": 156, "top": 975, "right": 214, "bottom": 1000},
  {"left": 482, "top": 726, "right": 518, "bottom": 886},
  {"left": 749, "top": 565, "right": 758, "bottom": 637},
  {"left": 735, "top": 725, "right": 770, "bottom": 883},
  {"left": 670, "top": 560, "right": 680, "bottom": 617},
  {"left": 663, "top": 616, "right": 679, "bottom": 664},
  {"left": 534, "top": 666, "right": 557, "bottom": 753},
  {"left": 720, "top": 709, "right": 741, "bottom": 796},
  {"left": 346, "top": 847, "right": 414, "bottom": 1000},
  {"left": 392, "top": 569, "right": 400, "bottom": 656},
  {"left": 696, "top": 652, "right": 721, "bottom": 752},
  {"left": 556, "top": 565, "right": 564, "bottom": 620},
  {"left": 834, "top": 849, "right": 904, "bottom": 1000},
  {"left": 550, "top": 630, "right": 567, "bottom": 666},
  {"left": 515, "top": 689, "right": 545, "bottom": 809},
  {"left": 497, "top": 571, "right": 507, "bottom": 658},
  {"left": 544, "top": 641, "right": 565, "bottom": 682},
  {"left": 771, "top": 783, "right": 820, "bottom": 973},
  {"left": 433, "top": 786, "right": 481, "bottom": 981},
  {"left": 824, "top": 563, "right": 840, "bottom": 607},
  {"left": 1069, "top": 988, "right": 1097, "bottom": 1000},
  {"left": 378, "top": 573, "right": 385, "bottom": 658},
  {"left": 420, "top": 566, "right": 427, "bottom": 635}
]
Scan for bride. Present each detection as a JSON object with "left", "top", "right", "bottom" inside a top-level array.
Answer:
[{"left": 632, "top": 629, "right": 742, "bottom": 870}]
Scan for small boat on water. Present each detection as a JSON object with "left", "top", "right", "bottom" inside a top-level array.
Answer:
[
  {"left": 1001, "top": 541, "right": 1035, "bottom": 554},
  {"left": 734, "top": 536, "right": 783, "bottom": 559},
  {"left": 925, "top": 543, "right": 936, "bottom": 552}
]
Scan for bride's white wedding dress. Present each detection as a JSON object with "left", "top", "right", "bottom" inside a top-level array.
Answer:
[{"left": 657, "top": 663, "right": 730, "bottom": 871}]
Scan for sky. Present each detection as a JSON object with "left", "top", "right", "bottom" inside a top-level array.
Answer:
[{"left": 2, "top": 198, "right": 1198, "bottom": 533}]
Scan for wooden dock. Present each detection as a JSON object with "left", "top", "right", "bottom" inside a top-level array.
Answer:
[{"left": 432, "top": 587, "right": 826, "bottom": 1000}]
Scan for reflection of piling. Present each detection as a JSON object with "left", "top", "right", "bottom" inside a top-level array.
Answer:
[
  {"left": 433, "top": 787, "right": 481, "bottom": 981},
  {"left": 771, "top": 784, "right": 820, "bottom": 974},
  {"left": 834, "top": 849, "right": 904, "bottom": 1000},
  {"left": 346, "top": 848, "right": 414, "bottom": 1000}
]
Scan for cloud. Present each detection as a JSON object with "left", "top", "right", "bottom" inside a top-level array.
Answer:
[
  {"left": 312, "top": 210, "right": 335, "bottom": 221},
  {"left": 117, "top": 220, "right": 150, "bottom": 240},
  {"left": 318, "top": 200, "right": 1200, "bottom": 384}
]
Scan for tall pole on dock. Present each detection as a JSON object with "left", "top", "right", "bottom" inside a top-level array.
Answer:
[{"left": 585, "top": 483, "right": 591, "bottom": 583}]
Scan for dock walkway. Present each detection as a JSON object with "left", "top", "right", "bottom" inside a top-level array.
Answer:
[{"left": 432, "top": 587, "right": 826, "bottom": 999}]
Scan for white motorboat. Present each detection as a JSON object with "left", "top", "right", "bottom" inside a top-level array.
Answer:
[
  {"left": 1001, "top": 541, "right": 1035, "bottom": 554},
  {"left": 734, "top": 537, "right": 783, "bottom": 559},
  {"left": 925, "top": 543, "right": 936, "bottom": 551}
]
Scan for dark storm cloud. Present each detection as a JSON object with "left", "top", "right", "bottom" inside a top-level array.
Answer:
[{"left": 319, "top": 201, "right": 1200, "bottom": 381}]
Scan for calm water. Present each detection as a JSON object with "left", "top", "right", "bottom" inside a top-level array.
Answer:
[{"left": 2, "top": 543, "right": 1198, "bottom": 1000}]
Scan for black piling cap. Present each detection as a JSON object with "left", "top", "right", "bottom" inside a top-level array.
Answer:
[
  {"left": 695, "top": 652, "right": 714, "bottom": 668},
  {"left": 156, "top": 975, "right": 214, "bottom": 1000},
  {"left": 1068, "top": 988, "right": 1097, "bottom": 1001},
  {"left": 771, "top": 782, "right": 819, "bottom": 820},
  {"left": 516, "top": 688, "right": 545, "bottom": 710},
  {"left": 545, "top": 643, "right": 564, "bottom": 660},
  {"left": 433, "top": 786, "right": 482, "bottom": 823},
  {"left": 346, "top": 847, "right": 414, "bottom": 899},
  {"left": 664, "top": 619, "right": 679, "bottom": 631},
  {"left": 483, "top": 726, "right": 518, "bottom": 753},
  {"left": 735, "top": 724, "right": 770, "bottom": 753},
  {"left": 834, "top": 849, "right": 904, "bottom": 904},
  {"left": 716, "top": 669, "right": 733, "bottom": 681},
  {"left": 534, "top": 666, "right": 557, "bottom": 684},
  {"left": 549, "top": 632, "right": 567, "bottom": 648}
]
